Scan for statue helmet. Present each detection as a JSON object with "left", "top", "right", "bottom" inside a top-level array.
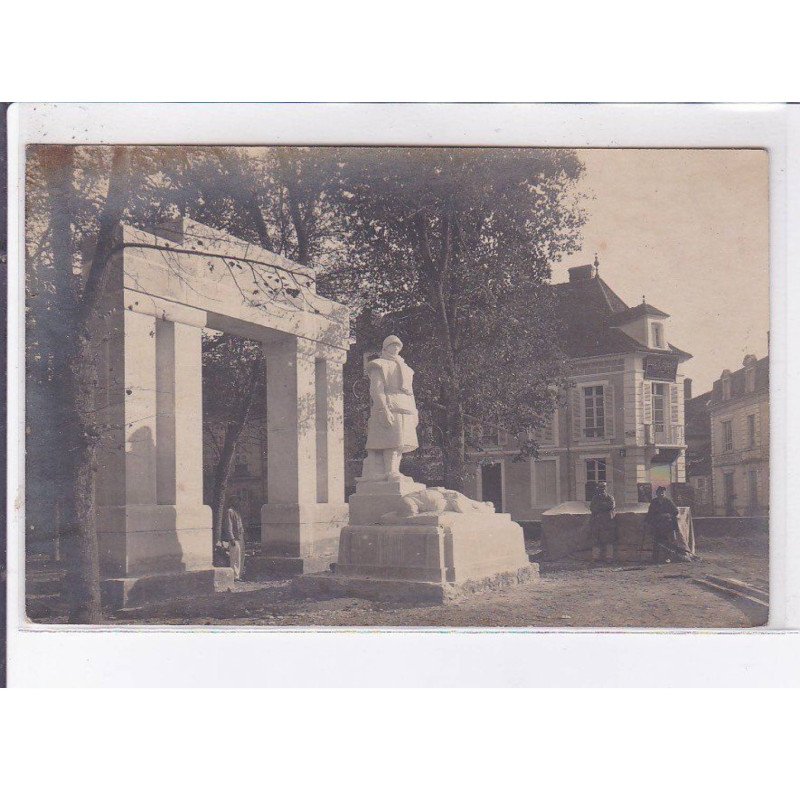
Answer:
[{"left": 382, "top": 334, "right": 403, "bottom": 351}]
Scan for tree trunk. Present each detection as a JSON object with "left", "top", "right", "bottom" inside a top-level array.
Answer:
[
  {"left": 45, "top": 145, "right": 131, "bottom": 622},
  {"left": 427, "top": 230, "right": 465, "bottom": 492},
  {"left": 58, "top": 335, "right": 103, "bottom": 622},
  {"left": 210, "top": 354, "right": 263, "bottom": 540},
  {"left": 441, "top": 400, "right": 466, "bottom": 493}
]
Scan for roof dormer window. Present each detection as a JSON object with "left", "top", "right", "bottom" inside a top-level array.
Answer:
[
  {"left": 721, "top": 370, "right": 732, "bottom": 401},
  {"left": 743, "top": 354, "right": 757, "bottom": 392},
  {"left": 651, "top": 322, "right": 664, "bottom": 349}
]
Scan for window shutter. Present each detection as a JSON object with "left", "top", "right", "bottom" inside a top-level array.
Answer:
[
  {"left": 642, "top": 380, "right": 653, "bottom": 424},
  {"left": 604, "top": 383, "right": 615, "bottom": 439},
  {"left": 670, "top": 383, "right": 680, "bottom": 424},
  {"left": 571, "top": 388, "right": 582, "bottom": 441}
]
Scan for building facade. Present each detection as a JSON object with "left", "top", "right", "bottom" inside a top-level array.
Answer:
[
  {"left": 684, "top": 382, "right": 714, "bottom": 515},
  {"left": 708, "top": 354, "right": 769, "bottom": 517},
  {"left": 464, "top": 263, "right": 692, "bottom": 521}
]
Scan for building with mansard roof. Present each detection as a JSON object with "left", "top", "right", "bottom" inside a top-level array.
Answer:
[
  {"left": 463, "top": 262, "right": 692, "bottom": 521},
  {"left": 708, "top": 352, "right": 769, "bottom": 517}
]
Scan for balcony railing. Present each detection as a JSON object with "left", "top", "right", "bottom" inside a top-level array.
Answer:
[{"left": 644, "top": 423, "right": 685, "bottom": 446}]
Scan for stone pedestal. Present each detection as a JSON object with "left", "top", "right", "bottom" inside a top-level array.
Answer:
[
  {"left": 249, "top": 501, "right": 349, "bottom": 577},
  {"left": 297, "top": 483, "right": 535, "bottom": 602},
  {"left": 348, "top": 475, "right": 427, "bottom": 525},
  {"left": 340, "top": 510, "right": 531, "bottom": 579}
]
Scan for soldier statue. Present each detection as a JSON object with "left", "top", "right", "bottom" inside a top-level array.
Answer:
[{"left": 362, "top": 335, "right": 419, "bottom": 480}]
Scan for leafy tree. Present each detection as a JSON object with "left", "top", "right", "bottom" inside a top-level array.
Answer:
[
  {"left": 326, "top": 147, "right": 585, "bottom": 490},
  {"left": 31, "top": 145, "right": 134, "bottom": 622}
]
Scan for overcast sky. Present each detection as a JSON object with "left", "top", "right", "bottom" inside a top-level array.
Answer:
[{"left": 552, "top": 148, "right": 770, "bottom": 395}]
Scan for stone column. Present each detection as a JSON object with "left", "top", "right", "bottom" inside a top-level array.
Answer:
[
  {"left": 315, "top": 357, "right": 346, "bottom": 505},
  {"left": 96, "top": 304, "right": 232, "bottom": 608},
  {"left": 258, "top": 337, "right": 348, "bottom": 574}
]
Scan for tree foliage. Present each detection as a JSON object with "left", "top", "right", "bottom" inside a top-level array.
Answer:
[{"left": 325, "top": 147, "right": 585, "bottom": 488}]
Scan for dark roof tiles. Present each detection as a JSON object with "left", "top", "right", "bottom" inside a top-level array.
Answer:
[{"left": 553, "top": 274, "right": 690, "bottom": 360}]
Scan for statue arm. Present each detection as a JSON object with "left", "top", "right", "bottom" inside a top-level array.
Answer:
[{"left": 368, "top": 366, "right": 394, "bottom": 426}]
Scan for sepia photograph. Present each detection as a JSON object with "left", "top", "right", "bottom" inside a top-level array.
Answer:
[
  {"left": 2, "top": 4, "right": 799, "bottom": 791},
  {"left": 20, "top": 138, "right": 770, "bottom": 629}
]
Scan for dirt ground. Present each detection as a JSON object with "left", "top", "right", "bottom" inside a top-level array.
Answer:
[{"left": 25, "top": 532, "right": 769, "bottom": 628}]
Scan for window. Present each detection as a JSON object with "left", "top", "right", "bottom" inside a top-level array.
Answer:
[
  {"left": 722, "top": 420, "right": 733, "bottom": 452},
  {"left": 586, "top": 458, "right": 607, "bottom": 483},
  {"left": 583, "top": 385, "right": 605, "bottom": 438},
  {"left": 749, "top": 469, "right": 759, "bottom": 510},
  {"left": 584, "top": 457, "right": 607, "bottom": 500},
  {"left": 652, "top": 383, "right": 666, "bottom": 433},
  {"left": 651, "top": 322, "right": 664, "bottom": 348},
  {"left": 747, "top": 414, "right": 756, "bottom": 448},
  {"left": 721, "top": 375, "right": 731, "bottom": 400},
  {"left": 746, "top": 368, "right": 756, "bottom": 393}
]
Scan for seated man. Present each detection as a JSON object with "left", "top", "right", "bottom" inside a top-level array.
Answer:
[
  {"left": 589, "top": 482, "right": 617, "bottom": 563},
  {"left": 646, "top": 486, "right": 691, "bottom": 564}
]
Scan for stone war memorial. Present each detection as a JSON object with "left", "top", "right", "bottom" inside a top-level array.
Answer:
[
  {"left": 93, "top": 218, "right": 531, "bottom": 609},
  {"left": 93, "top": 218, "right": 350, "bottom": 607},
  {"left": 300, "top": 334, "right": 535, "bottom": 603}
]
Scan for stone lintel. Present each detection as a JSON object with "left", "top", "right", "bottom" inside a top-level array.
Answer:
[{"left": 123, "top": 289, "right": 208, "bottom": 328}]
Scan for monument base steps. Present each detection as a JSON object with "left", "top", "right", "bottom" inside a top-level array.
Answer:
[
  {"left": 294, "top": 565, "right": 537, "bottom": 604},
  {"left": 245, "top": 553, "right": 336, "bottom": 579},
  {"left": 101, "top": 567, "right": 234, "bottom": 610}
]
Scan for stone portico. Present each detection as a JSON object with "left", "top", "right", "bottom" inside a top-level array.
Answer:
[{"left": 93, "top": 218, "right": 349, "bottom": 607}]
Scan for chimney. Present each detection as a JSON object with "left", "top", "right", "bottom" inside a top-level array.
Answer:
[
  {"left": 568, "top": 265, "right": 594, "bottom": 282},
  {"left": 684, "top": 378, "right": 692, "bottom": 400}
]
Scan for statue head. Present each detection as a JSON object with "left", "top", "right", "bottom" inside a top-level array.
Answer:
[{"left": 382, "top": 334, "right": 403, "bottom": 357}]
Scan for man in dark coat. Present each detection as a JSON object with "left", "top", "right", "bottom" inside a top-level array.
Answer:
[
  {"left": 215, "top": 498, "right": 246, "bottom": 579},
  {"left": 589, "top": 482, "right": 617, "bottom": 562},
  {"left": 646, "top": 486, "right": 690, "bottom": 563}
]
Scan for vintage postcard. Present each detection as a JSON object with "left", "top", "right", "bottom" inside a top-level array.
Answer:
[{"left": 19, "top": 135, "right": 770, "bottom": 630}]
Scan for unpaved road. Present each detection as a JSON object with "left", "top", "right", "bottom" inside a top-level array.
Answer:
[{"left": 26, "top": 533, "right": 768, "bottom": 628}]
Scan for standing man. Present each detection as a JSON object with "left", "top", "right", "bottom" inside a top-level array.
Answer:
[
  {"left": 646, "top": 486, "right": 690, "bottom": 563},
  {"left": 362, "top": 334, "right": 419, "bottom": 480},
  {"left": 589, "top": 481, "right": 617, "bottom": 563},
  {"left": 217, "top": 497, "right": 246, "bottom": 580}
]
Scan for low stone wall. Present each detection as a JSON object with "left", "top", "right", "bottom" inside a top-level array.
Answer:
[
  {"left": 519, "top": 521, "right": 542, "bottom": 541},
  {"left": 693, "top": 517, "right": 769, "bottom": 538},
  {"left": 540, "top": 502, "right": 695, "bottom": 563}
]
